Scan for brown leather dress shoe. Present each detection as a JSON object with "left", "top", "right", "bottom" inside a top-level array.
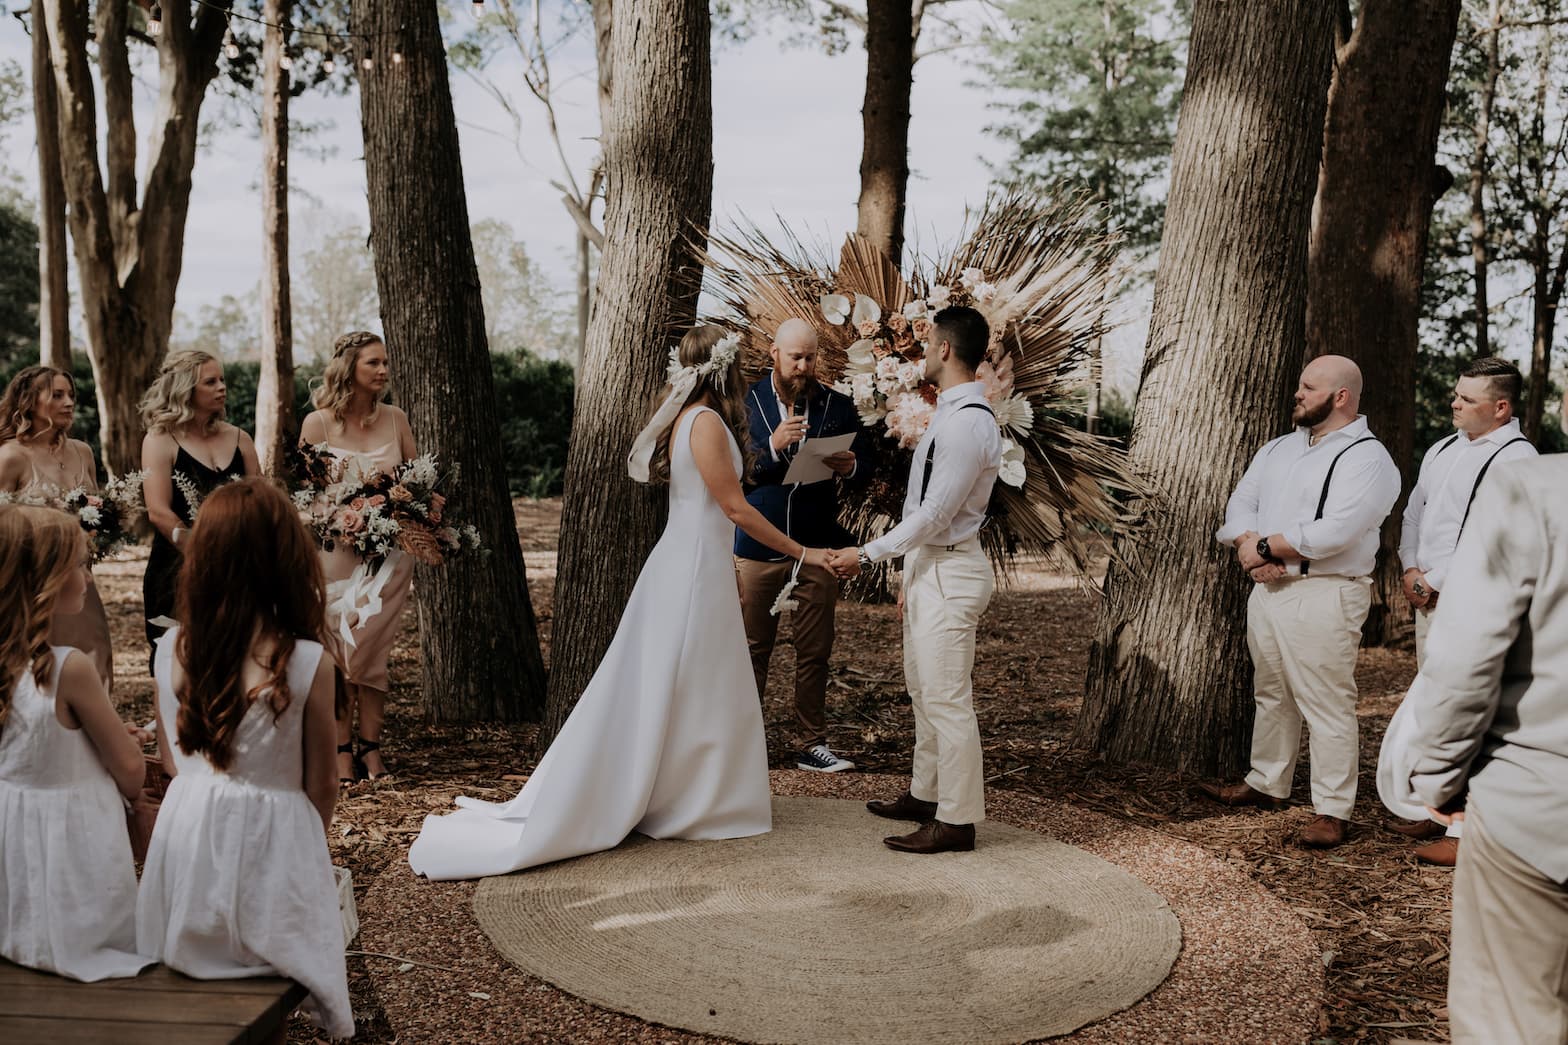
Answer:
[
  {"left": 1299, "top": 815, "right": 1349, "bottom": 848},
  {"left": 884, "top": 820, "right": 975, "bottom": 854},
  {"left": 1414, "top": 836, "right": 1459, "bottom": 866},
  {"left": 866, "top": 791, "right": 939, "bottom": 822},
  {"left": 1196, "top": 780, "right": 1287, "bottom": 810},
  {"left": 1388, "top": 817, "right": 1447, "bottom": 840}
]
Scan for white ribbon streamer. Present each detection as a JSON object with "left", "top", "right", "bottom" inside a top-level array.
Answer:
[
  {"left": 769, "top": 557, "right": 804, "bottom": 616},
  {"left": 627, "top": 369, "right": 699, "bottom": 484},
  {"left": 326, "top": 549, "right": 405, "bottom": 651}
]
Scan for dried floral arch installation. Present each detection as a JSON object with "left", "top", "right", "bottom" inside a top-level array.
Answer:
[{"left": 702, "top": 193, "right": 1149, "bottom": 587}]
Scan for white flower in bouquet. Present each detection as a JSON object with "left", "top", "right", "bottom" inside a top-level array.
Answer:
[
  {"left": 901, "top": 300, "right": 928, "bottom": 321},
  {"left": 79, "top": 505, "right": 102, "bottom": 527},
  {"left": 896, "top": 361, "right": 924, "bottom": 390},
  {"left": 832, "top": 379, "right": 855, "bottom": 398},
  {"left": 404, "top": 455, "right": 439, "bottom": 488},
  {"left": 885, "top": 392, "right": 935, "bottom": 449},
  {"left": 460, "top": 525, "right": 483, "bottom": 549},
  {"left": 971, "top": 281, "right": 999, "bottom": 304},
  {"left": 820, "top": 293, "right": 852, "bottom": 325},
  {"left": 927, "top": 285, "right": 953, "bottom": 311},
  {"left": 999, "top": 439, "right": 1027, "bottom": 488},
  {"left": 846, "top": 339, "right": 877, "bottom": 371},
  {"left": 857, "top": 403, "right": 888, "bottom": 427},
  {"left": 875, "top": 356, "right": 900, "bottom": 382},
  {"left": 849, "top": 372, "right": 877, "bottom": 404},
  {"left": 991, "top": 395, "right": 1034, "bottom": 435}
]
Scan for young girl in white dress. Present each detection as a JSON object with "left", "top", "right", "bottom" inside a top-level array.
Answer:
[
  {"left": 410, "top": 325, "right": 831, "bottom": 880},
  {"left": 0, "top": 503, "right": 148, "bottom": 981},
  {"left": 135, "top": 479, "right": 352, "bottom": 1039}
]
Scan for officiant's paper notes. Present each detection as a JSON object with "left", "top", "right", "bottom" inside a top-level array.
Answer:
[{"left": 783, "top": 433, "right": 857, "bottom": 485}]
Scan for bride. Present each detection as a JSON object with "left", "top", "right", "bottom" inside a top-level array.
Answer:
[{"left": 409, "top": 325, "right": 831, "bottom": 879}]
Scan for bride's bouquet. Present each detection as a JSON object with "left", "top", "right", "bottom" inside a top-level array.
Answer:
[
  {"left": 1, "top": 472, "right": 146, "bottom": 561},
  {"left": 288, "top": 444, "right": 482, "bottom": 567}
]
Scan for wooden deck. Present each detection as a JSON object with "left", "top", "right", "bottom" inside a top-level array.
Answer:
[{"left": 0, "top": 958, "right": 307, "bottom": 1044}]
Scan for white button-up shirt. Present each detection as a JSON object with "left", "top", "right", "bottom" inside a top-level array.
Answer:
[
  {"left": 1216, "top": 415, "right": 1401, "bottom": 579},
  {"left": 863, "top": 381, "right": 1001, "bottom": 561},
  {"left": 1399, "top": 419, "right": 1536, "bottom": 592}
]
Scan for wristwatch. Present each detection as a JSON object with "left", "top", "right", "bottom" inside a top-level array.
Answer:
[
  {"left": 856, "top": 547, "right": 872, "bottom": 570},
  {"left": 1255, "top": 536, "right": 1273, "bottom": 563}
]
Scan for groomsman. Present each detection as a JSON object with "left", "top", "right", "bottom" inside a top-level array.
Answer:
[
  {"left": 1382, "top": 411, "right": 1568, "bottom": 1044},
  {"left": 736, "top": 318, "right": 875, "bottom": 773},
  {"left": 1202, "top": 355, "right": 1401, "bottom": 849},
  {"left": 831, "top": 306, "right": 1001, "bottom": 855},
  {"left": 1393, "top": 356, "right": 1536, "bottom": 865}
]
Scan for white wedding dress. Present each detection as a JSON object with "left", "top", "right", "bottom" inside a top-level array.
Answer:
[{"left": 409, "top": 406, "right": 773, "bottom": 880}]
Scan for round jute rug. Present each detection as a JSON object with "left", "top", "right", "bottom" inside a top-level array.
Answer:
[{"left": 471, "top": 795, "right": 1181, "bottom": 1044}]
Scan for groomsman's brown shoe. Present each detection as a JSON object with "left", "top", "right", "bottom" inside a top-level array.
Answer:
[
  {"left": 884, "top": 820, "right": 975, "bottom": 854},
  {"left": 1414, "top": 836, "right": 1459, "bottom": 866},
  {"left": 1299, "top": 815, "right": 1349, "bottom": 848},
  {"left": 866, "top": 791, "right": 939, "bottom": 822},
  {"left": 1196, "top": 780, "right": 1287, "bottom": 811},
  {"left": 1388, "top": 817, "right": 1447, "bottom": 840}
]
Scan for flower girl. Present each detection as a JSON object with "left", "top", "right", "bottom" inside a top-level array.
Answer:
[
  {"left": 0, "top": 503, "right": 148, "bottom": 980},
  {"left": 136, "top": 479, "right": 352, "bottom": 1039}
]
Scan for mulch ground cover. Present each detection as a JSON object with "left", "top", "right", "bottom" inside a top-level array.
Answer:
[{"left": 95, "top": 498, "right": 1451, "bottom": 1044}]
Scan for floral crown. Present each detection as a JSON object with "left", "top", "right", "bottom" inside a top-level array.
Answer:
[{"left": 667, "top": 332, "right": 743, "bottom": 391}]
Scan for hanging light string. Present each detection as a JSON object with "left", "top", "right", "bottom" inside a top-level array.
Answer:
[{"left": 159, "top": 0, "right": 485, "bottom": 68}]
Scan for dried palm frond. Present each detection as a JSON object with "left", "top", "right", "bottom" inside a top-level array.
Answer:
[{"left": 700, "top": 191, "right": 1152, "bottom": 586}]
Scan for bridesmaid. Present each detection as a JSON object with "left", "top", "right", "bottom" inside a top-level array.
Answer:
[
  {"left": 299, "top": 331, "right": 416, "bottom": 784},
  {"left": 139, "top": 350, "right": 259, "bottom": 672},
  {"left": 0, "top": 366, "right": 116, "bottom": 691}
]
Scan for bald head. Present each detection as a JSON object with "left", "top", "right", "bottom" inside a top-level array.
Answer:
[
  {"left": 774, "top": 318, "right": 818, "bottom": 352},
  {"left": 771, "top": 318, "right": 820, "bottom": 399},
  {"left": 1292, "top": 354, "right": 1364, "bottom": 431}
]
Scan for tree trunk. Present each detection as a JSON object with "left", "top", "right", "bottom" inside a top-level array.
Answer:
[
  {"left": 1306, "top": 0, "right": 1461, "bottom": 648},
  {"left": 542, "top": 0, "right": 713, "bottom": 742},
  {"left": 575, "top": 230, "right": 590, "bottom": 366},
  {"left": 32, "top": 15, "right": 70, "bottom": 371},
  {"left": 355, "top": 0, "right": 548, "bottom": 721},
  {"left": 593, "top": 0, "right": 613, "bottom": 134},
  {"left": 255, "top": 0, "right": 294, "bottom": 476},
  {"left": 41, "top": 0, "right": 231, "bottom": 474},
  {"left": 1075, "top": 0, "right": 1337, "bottom": 777},
  {"left": 856, "top": 0, "right": 912, "bottom": 264},
  {"left": 1471, "top": 0, "right": 1506, "bottom": 357}
]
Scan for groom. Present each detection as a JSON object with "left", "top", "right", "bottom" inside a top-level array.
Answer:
[{"left": 830, "top": 305, "right": 1001, "bottom": 854}]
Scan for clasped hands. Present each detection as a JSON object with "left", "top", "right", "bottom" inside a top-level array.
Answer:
[
  {"left": 798, "top": 545, "right": 867, "bottom": 578},
  {"left": 1234, "top": 531, "right": 1286, "bottom": 585},
  {"left": 1402, "top": 567, "right": 1438, "bottom": 610}
]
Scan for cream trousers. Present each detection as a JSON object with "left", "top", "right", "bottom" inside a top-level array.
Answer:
[
  {"left": 1449, "top": 802, "right": 1568, "bottom": 1044},
  {"left": 1243, "top": 575, "right": 1371, "bottom": 820},
  {"left": 902, "top": 541, "right": 994, "bottom": 825},
  {"left": 1413, "top": 605, "right": 1462, "bottom": 838}
]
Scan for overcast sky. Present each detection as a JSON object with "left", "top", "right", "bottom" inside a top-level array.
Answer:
[{"left": 0, "top": 4, "right": 1149, "bottom": 390}]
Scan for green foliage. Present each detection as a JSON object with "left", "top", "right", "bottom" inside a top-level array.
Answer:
[
  {"left": 488, "top": 349, "right": 575, "bottom": 497},
  {"left": 982, "top": 0, "right": 1187, "bottom": 254},
  {"left": 0, "top": 192, "right": 39, "bottom": 372}
]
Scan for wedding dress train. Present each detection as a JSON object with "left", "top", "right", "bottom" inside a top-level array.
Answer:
[{"left": 409, "top": 406, "right": 772, "bottom": 880}]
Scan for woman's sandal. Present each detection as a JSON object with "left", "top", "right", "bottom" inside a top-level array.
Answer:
[
  {"left": 356, "top": 737, "right": 391, "bottom": 782},
  {"left": 337, "top": 742, "right": 357, "bottom": 788}
]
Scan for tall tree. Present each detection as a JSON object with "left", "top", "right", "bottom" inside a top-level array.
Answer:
[
  {"left": 542, "top": 0, "right": 714, "bottom": 740},
  {"left": 857, "top": 0, "right": 912, "bottom": 261},
  {"left": 1306, "top": 0, "right": 1462, "bottom": 647},
  {"left": 292, "top": 217, "right": 380, "bottom": 358},
  {"left": 355, "top": 0, "right": 547, "bottom": 721},
  {"left": 1470, "top": 0, "right": 1506, "bottom": 357},
  {"left": 39, "top": 0, "right": 233, "bottom": 474},
  {"left": 29, "top": 16, "right": 69, "bottom": 371},
  {"left": 1075, "top": 0, "right": 1337, "bottom": 775},
  {"left": 254, "top": 0, "right": 295, "bottom": 475}
]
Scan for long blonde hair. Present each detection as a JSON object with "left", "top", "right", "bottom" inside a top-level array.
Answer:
[
  {"left": 0, "top": 366, "right": 71, "bottom": 447},
  {"left": 312, "top": 330, "right": 386, "bottom": 429},
  {"left": 140, "top": 349, "right": 224, "bottom": 435},
  {"left": 0, "top": 504, "right": 86, "bottom": 736},
  {"left": 647, "top": 325, "right": 752, "bottom": 486}
]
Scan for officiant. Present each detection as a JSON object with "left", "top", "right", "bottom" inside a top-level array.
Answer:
[{"left": 736, "top": 318, "right": 876, "bottom": 774}]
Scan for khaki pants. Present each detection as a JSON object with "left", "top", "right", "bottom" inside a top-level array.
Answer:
[
  {"left": 1243, "top": 575, "right": 1371, "bottom": 820},
  {"left": 1412, "top": 604, "right": 1462, "bottom": 838},
  {"left": 903, "top": 541, "right": 994, "bottom": 826},
  {"left": 1449, "top": 802, "right": 1568, "bottom": 1044},
  {"left": 735, "top": 557, "right": 838, "bottom": 749}
]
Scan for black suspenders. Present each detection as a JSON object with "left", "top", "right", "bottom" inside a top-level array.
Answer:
[
  {"left": 1301, "top": 435, "right": 1377, "bottom": 576},
  {"left": 919, "top": 402, "right": 995, "bottom": 503},
  {"left": 1458, "top": 436, "right": 1532, "bottom": 536}
]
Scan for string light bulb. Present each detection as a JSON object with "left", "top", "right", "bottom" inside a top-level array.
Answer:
[
  {"left": 391, "top": 49, "right": 403, "bottom": 65},
  {"left": 473, "top": 0, "right": 485, "bottom": 15},
  {"left": 279, "top": 51, "right": 293, "bottom": 71},
  {"left": 223, "top": 29, "right": 239, "bottom": 59},
  {"left": 147, "top": 4, "right": 163, "bottom": 37},
  {"left": 361, "top": 54, "right": 374, "bottom": 71},
  {"left": 322, "top": 52, "right": 336, "bottom": 73}
]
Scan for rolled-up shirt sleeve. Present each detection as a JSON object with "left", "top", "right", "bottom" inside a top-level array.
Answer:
[
  {"left": 1215, "top": 445, "right": 1269, "bottom": 546},
  {"left": 1399, "top": 471, "right": 1428, "bottom": 571},
  {"left": 863, "top": 420, "right": 990, "bottom": 562},
  {"left": 1282, "top": 449, "right": 1400, "bottom": 561},
  {"left": 1399, "top": 468, "right": 1539, "bottom": 809}
]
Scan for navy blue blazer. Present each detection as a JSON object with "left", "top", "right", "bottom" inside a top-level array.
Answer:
[{"left": 735, "top": 374, "right": 878, "bottom": 561}]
